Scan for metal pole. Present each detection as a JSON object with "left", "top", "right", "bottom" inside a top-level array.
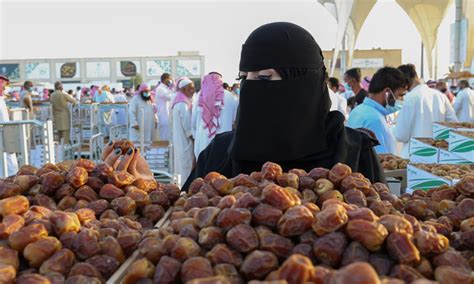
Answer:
[
  {"left": 453, "top": 0, "right": 463, "bottom": 72},
  {"left": 341, "top": 33, "right": 347, "bottom": 77},
  {"left": 421, "top": 42, "right": 425, "bottom": 79}
]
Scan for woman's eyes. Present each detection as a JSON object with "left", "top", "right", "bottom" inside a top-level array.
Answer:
[
  {"left": 236, "top": 73, "right": 272, "bottom": 81},
  {"left": 236, "top": 74, "right": 247, "bottom": 81}
]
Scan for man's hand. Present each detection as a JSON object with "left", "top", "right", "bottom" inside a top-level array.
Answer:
[{"left": 132, "top": 125, "right": 139, "bottom": 130}]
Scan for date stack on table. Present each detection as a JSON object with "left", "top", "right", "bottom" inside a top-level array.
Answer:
[{"left": 0, "top": 140, "right": 473, "bottom": 283}]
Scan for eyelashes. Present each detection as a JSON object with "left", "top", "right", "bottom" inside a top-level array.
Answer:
[{"left": 236, "top": 74, "right": 273, "bottom": 81}]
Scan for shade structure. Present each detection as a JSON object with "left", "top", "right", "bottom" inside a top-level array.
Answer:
[
  {"left": 318, "top": 0, "right": 376, "bottom": 75},
  {"left": 396, "top": 0, "right": 453, "bottom": 78},
  {"left": 463, "top": 0, "right": 474, "bottom": 68}
]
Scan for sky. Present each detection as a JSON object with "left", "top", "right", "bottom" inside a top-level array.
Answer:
[{"left": 0, "top": 0, "right": 455, "bottom": 82}]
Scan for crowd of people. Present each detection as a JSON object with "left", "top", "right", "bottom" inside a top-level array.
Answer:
[{"left": 1, "top": 22, "right": 473, "bottom": 185}]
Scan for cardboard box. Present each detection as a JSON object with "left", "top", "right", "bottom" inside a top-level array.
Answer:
[
  {"left": 448, "top": 131, "right": 474, "bottom": 163},
  {"left": 407, "top": 164, "right": 453, "bottom": 193},
  {"left": 438, "top": 148, "right": 473, "bottom": 164},
  {"left": 409, "top": 138, "right": 439, "bottom": 163},
  {"left": 432, "top": 122, "right": 474, "bottom": 140}
]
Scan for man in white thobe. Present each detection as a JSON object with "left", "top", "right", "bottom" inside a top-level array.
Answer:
[
  {"left": 453, "top": 80, "right": 474, "bottom": 123},
  {"left": 394, "top": 64, "right": 458, "bottom": 158},
  {"left": 129, "top": 83, "right": 157, "bottom": 147},
  {"left": 172, "top": 78, "right": 195, "bottom": 184},
  {"left": 192, "top": 72, "right": 237, "bottom": 159},
  {"left": 0, "top": 75, "right": 18, "bottom": 176},
  {"left": 155, "top": 73, "right": 174, "bottom": 141}
]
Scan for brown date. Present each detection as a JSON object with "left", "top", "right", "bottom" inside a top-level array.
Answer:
[
  {"left": 100, "top": 236, "right": 126, "bottom": 264},
  {"left": 9, "top": 223, "right": 48, "bottom": 252},
  {"left": 378, "top": 215, "right": 413, "bottom": 235},
  {"left": 180, "top": 256, "right": 214, "bottom": 284},
  {"left": 24, "top": 236, "right": 62, "bottom": 268},
  {"left": 0, "top": 214, "right": 25, "bottom": 238},
  {"left": 261, "top": 162, "right": 283, "bottom": 181},
  {"left": 57, "top": 196, "right": 77, "bottom": 210},
  {"left": 258, "top": 230, "right": 295, "bottom": 260},
  {"left": 85, "top": 255, "right": 119, "bottom": 279},
  {"left": 149, "top": 190, "right": 171, "bottom": 207},
  {"left": 194, "top": 206, "right": 221, "bottom": 228},
  {"left": 162, "top": 184, "right": 180, "bottom": 204},
  {"left": 276, "top": 173, "right": 299, "bottom": 189},
  {"left": 0, "top": 195, "right": 29, "bottom": 217},
  {"left": 184, "top": 193, "right": 210, "bottom": 211},
  {"left": 329, "top": 262, "right": 380, "bottom": 284},
  {"left": 434, "top": 265, "right": 472, "bottom": 284},
  {"left": 226, "top": 224, "right": 259, "bottom": 253},
  {"left": 0, "top": 182, "right": 22, "bottom": 199},
  {"left": 414, "top": 230, "right": 449, "bottom": 255},
  {"left": 0, "top": 264, "right": 16, "bottom": 284},
  {"left": 308, "top": 167, "right": 329, "bottom": 180},
  {"left": 66, "top": 167, "right": 88, "bottom": 188},
  {"left": 346, "top": 219, "right": 388, "bottom": 252},
  {"left": 153, "top": 256, "right": 181, "bottom": 284},
  {"left": 369, "top": 200, "right": 393, "bottom": 217},
  {"left": 347, "top": 207, "right": 379, "bottom": 222},
  {"left": 214, "top": 263, "right": 242, "bottom": 284},
  {"left": 341, "top": 241, "right": 370, "bottom": 266},
  {"left": 69, "top": 262, "right": 104, "bottom": 281},
  {"left": 74, "top": 185, "right": 98, "bottom": 202},
  {"left": 389, "top": 265, "right": 424, "bottom": 283},
  {"left": 39, "top": 248, "right": 76, "bottom": 276},
  {"left": 13, "top": 175, "right": 39, "bottom": 193},
  {"left": 252, "top": 203, "right": 282, "bottom": 229},
  {"left": 261, "top": 184, "right": 301, "bottom": 211},
  {"left": 455, "top": 175, "right": 474, "bottom": 196},
  {"left": 240, "top": 250, "right": 278, "bottom": 280},
  {"left": 313, "top": 178, "right": 334, "bottom": 196},
  {"left": 312, "top": 232, "right": 348, "bottom": 267},
  {"left": 216, "top": 208, "right": 252, "bottom": 230},
  {"left": 126, "top": 187, "right": 151, "bottom": 208},
  {"left": 277, "top": 205, "right": 314, "bottom": 237},
  {"left": 110, "top": 196, "right": 136, "bottom": 216},
  {"left": 343, "top": 189, "right": 367, "bottom": 207},
  {"left": 369, "top": 253, "right": 393, "bottom": 276},
  {"left": 170, "top": 237, "right": 201, "bottom": 262},
  {"left": 117, "top": 229, "right": 141, "bottom": 257},
  {"left": 277, "top": 254, "right": 316, "bottom": 284},
  {"left": 0, "top": 246, "right": 19, "bottom": 271},
  {"left": 386, "top": 232, "right": 420, "bottom": 266},
  {"left": 198, "top": 226, "right": 225, "bottom": 250},
  {"left": 16, "top": 273, "right": 51, "bottom": 284},
  {"left": 99, "top": 184, "right": 124, "bottom": 200},
  {"left": 72, "top": 228, "right": 101, "bottom": 260},
  {"left": 50, "top": 211, "right": 81, "bottom": 236},
  {"left": 206, "top": 243, "right": 243, "bottom": 267},
  {"left": 233, "top": 192, "right": 259, "bottom": 209},
  {"left": 41, "top": 171, "right": 65, "bottom": 194},
  {"left": 312, "top": 203, "right": 348, "bottom": 236},
  {"left": 328, "top": 163, "right": 352, "bottom": 186},
  {"left": 122, "top": 257, "right": 154, "bottom": 284}
]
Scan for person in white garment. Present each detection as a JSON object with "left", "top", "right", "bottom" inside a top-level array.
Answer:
[
  {"left": 112, "top": 88, "right": 128, "bottom": 126},
  {"left": 327, "top": 75, "right": 348, "bottom": 118},
  {"left": 0, "top": 75, "right": 18, "bottom": 176},
  {"left": 192, "top": 72, "right": 237, "bottom": 159},
  {"left": 394, "top": 64, "right": 458, "bottom": 158},
  {"left": 128, "top": 83, "right": 157, "bottom": 146},
  {"left": 453, "top": 80, "right": 474, "bottom": 123},
  {"left": 172, "top": 77, "right": 195, "bottom": 184},
  {"left": 155, "top": 73, "right": 174, "bottom": 141},
  {"left": 94, "top": 85, "right": 114, "bottom": 137}
]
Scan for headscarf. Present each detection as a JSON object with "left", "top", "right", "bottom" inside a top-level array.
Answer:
[
  {"left": 361, "top": 76, "right": 371, "bottom": 91},
  {"left": 172, "top": 77, "right": 193, "bottom": 109},
  {"left": 228, "top": 22, "right": 345, "bottom": 174},
  {"left": 199, "top": 73, "right": 225, "bottom": 138}
]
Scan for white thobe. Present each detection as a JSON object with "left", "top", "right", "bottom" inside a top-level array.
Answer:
[
  {"left": 128, "top": 96, "right": 156, "bottom": 145},
  {"left": 112, "top": 93, "right": 128, "bottom": 126},
  {"left": 172, "top": 102, "right": 194, "bottom": 184},
  {"left": 0, "top": 97, "right": 18, "bottom": 176},
  {"left": 155, "top": 84, "right": 173, "bottom": 141},
  {"left": 328, "top": 88, "right": 348, "bottom": 118},
  {"left": 192, "top": 90, "right": 237, "bottom": 159},
  {"left": 453, "top": 88, "right": 474, "bottom": 123},
  {"left": 95, "top": 91, "right": 114, "bottom": 136},
  {"left": 394, "top": 84, "right": 458, "bottom": 158}
]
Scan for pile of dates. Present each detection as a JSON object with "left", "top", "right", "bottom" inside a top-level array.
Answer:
[
  {"left": 412, "top": 163, "right": 473, "bottom": 180},
  {"left": 378, "top": 154, "right": 408, "bottom": 171},
  {"left": 122, "top": 162, "right": 474, "bottom": 283},
  {"left": 0, "top": 159, "right": 180, "bottom": 283},
  {"left": 416, "top": 138, "right": 449, "bottom": 149}
]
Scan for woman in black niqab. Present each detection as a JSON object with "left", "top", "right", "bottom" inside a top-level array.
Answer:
[{"left": 183, "top": 22, "right": 385, "bottom": 190}]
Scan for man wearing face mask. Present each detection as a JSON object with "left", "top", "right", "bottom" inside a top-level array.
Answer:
[
  {"left": 347, "top": 67, "right": 407, "bottom": 154},
  {"left": 344, "top": 68, "right": 368, "bottom": 109},
  {"left": 436, "top": 81, "right": 455, "bottom": 105},
  {"left": 20, "top": 81, "right": 34, "bottom": 118},
  {"left": 182, "top": 22, "right": 385, "bottom": 191},
  {"left": 128, "top": 83, "right": 157, "bottom": 146},
  {"left": 155, "top": 73, "right": 174, "bottom": 141},
  {"left": 172, "top": 78, "right": 196, "bottom": 183}
]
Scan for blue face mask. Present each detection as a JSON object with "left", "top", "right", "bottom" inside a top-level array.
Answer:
[
  {"left": 385, "top": 90, "right": 402, "bottom": 114},
  {"left": 28, "top": 87, "right": 33, "bottom": 92},
  {"left": 235, "top": 88, "right": 240, "bottom": 96},
  {"left": 343, "top": 82, "right": 352, "bottom": 92},
  {"left": 143, "top": 92, "right": 150, "bottom": 98}
]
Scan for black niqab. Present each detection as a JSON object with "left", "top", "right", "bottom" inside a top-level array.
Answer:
[{"left": 228, "top": 22, "right": 341, "bottom": 173}]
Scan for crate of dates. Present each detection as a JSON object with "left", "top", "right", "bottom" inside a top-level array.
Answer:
[
  {"left": 433, "top": 121, "right": 474, "bottom": 140},
  {"left": 119, "top": 161, "right": 474, "bottom": 284},
  {"left": 409, "top": 138, "right": 445, "bottom": 163},
  {"left": 448, "top": 131, "right": 474, "bottom": 163},
  {"left": 0, "top": 155, "right": 181, "bottom": 283},
  {"left": 407, "top": 163, "right": 474, "bottom": 192}
]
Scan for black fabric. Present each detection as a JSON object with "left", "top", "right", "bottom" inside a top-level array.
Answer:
[
  {"left": 182, "top": 127, "right": 386, "bottom": 191},
  {"left": 354, "top": 89, "right": 368, "bottom": 106},
  {"left": 239, "top": 22, "right": 323, "bottom": 71}
]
